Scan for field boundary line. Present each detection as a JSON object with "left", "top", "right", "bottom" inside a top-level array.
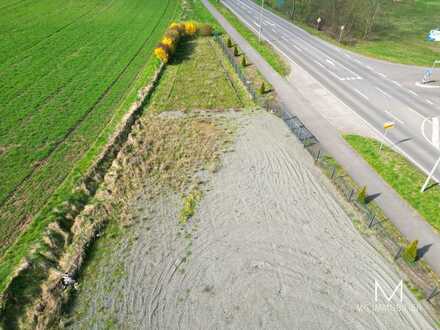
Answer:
[
  {"left": 0, "top": 62, "right": 166, "bottom": 320},
  {"left": 0, "top": 0, "right": 173, "bottom": 212}
]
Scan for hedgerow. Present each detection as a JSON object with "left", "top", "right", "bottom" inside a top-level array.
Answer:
[{"left": 154, "top": 21, "right": 213, "bottom": 63}]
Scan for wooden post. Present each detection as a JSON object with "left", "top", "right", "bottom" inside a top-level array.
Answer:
[
  {"left": 331, "top": 166, "right": 336, "bottom": 179},
  {"left": 348, "top": 189, "right": 354, "bottom": 201},
  {"left": 427, "top": 287, "right": 439, "bottom": 302},
  {"left": 368, "top": 214, "right": 376, "bottom": 228},
  {"left": 315, "top": 149, "right": 321, "bottom": 162}
]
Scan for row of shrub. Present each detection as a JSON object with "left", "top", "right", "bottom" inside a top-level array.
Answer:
[{"left": 154, "top": 21, "right": 213, "bottom": 63}]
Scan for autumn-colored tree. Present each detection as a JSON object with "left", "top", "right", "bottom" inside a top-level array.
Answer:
[
  {"left": 184, "top": 21, "right": 197, "bottom": 36},
  {"left": 154, "top": 44, "right": 170, "bottom": 63},
  {"left": 198, "top": 23, "right": 213, "bottom": 36}
]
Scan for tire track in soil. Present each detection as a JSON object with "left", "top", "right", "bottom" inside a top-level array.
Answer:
[{"left": 67, "top": 112, "right": 435, "bottom": 329}]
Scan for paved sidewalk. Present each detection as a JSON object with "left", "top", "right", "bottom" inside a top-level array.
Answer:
[{"left": 203, "top": 0, "right": 440, "bottom": 275}]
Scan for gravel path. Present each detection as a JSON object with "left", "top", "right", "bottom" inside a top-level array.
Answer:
[{"left": 68, "top": 112, "right": 435, "bottom": 329}]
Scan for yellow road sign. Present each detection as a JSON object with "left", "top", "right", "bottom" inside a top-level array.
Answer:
[{"left": 384, "top": 122, "right": 395, "bottom": 129}]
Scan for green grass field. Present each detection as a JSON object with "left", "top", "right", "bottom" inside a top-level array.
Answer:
[
  {"left": 0, "top": 0, "right": 178, "bottom": 254},
  {"left": 149, "top": 37, "right": 252, "bottom": 112},
  {"left": 263, "top": 0, "right": 440, "bottom": 67},
  {"left": 351, "top": 0, "right": 440, "bottom": 66},
  {"left": 344, "top": 134, "right": 440, "bottom": 232}
]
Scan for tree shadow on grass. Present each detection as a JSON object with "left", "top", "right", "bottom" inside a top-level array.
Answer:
[
  {"left": 424, "top": 182, "right": 439, "bottom": 192},
  {"left": 170, "top": 38, "right": 197, "bottom": 65},
  {"left": 365, "top": 192, "right": 381, "bottom": 204},
  {"left": 416, "top": 243, "right": 432, "bottom": 261}
]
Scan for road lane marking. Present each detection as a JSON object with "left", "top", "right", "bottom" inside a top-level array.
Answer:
[
  {"left": 375, "top": 87, "right": 391, "bottom": 98},
  {"left": 229, "top": 0, "right": 439, "bottom": 179},
  {"left": 314, "top": 60, "right": 325, "bottom": 68},
  {"left": 409, "top": 90, "right": 418, "bottom": 96},
  {"left": 391, "top": 80, "right": 402, "bottom": 88},
  {"left": 385, "top": 110, "right": 405, "bottom": 125},
  {"left": 354, "top": 88, "right": 369, "bottom": 100},
  {"left": 265, "top": 20, "right": 275, "bottom": 26},
  {"left": 232, "top": 0, "right": 365, "bottom": 81},
  {"left": 377, "top": 72, "right": 386, "bottom": 78},
  {"left": 326, "top": 59, "right": 335, "bottom": 66},
  {"left": 426, "top": 99, "right": 434, "bottom": 105},
  {"left": 293, "top": 45, "right": 303, "bottom": 52}
]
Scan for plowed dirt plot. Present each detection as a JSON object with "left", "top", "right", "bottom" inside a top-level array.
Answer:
[
  {"left": 0, "top": 0, "right": 178, "bottom": 254},
  {"left": 65, "top": 112, "right": 435, "bottom": 329}
]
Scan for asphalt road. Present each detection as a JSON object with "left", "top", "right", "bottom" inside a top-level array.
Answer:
[{"left": 222, "top": 0, "right": 440, "bottom": 182}]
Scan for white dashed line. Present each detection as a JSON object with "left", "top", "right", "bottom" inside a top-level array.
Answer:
[
  {"left": 293, "top": 45, "right": 303, "bottom": 52},
  {"left": 409, "top": 90, "right": 418, "bottom": 96},
  {"left": 314, "top": 60, "right": 325, "bottom": 69},
  {"left": 326, "top": 59, "right": 335, "bottom": 66},
  {"left": 377, "top": 72, "right": 386, "bottom": 78},
  {"left": 264, "top": 20, "right": 275, "bottom": 26},
  {"left": 385, "top": 110, "right": 405, "bottom": 125},
  {"left": 391, "top": 80, "right": 402, "bottom": 88},
  {"left": 354, "top": 88, "right": 369, "bottom": 100},
  {"left": 375, "top": 87, "right": 391, "bottom": 98},
  {"left": 426, "top": 99, "right": 434, "bottom": 105}
]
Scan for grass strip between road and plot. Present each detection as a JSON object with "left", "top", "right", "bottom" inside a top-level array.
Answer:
[
  {"left": 207, "top": 0, "right": 290, "bottom": 76},
  {"left": 344, "top": 134, "right": 440, "bottom": 232}
]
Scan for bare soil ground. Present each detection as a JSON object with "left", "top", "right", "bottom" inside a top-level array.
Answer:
[{"left": 62, "top": 111, "right": 435, "bottom": 329}]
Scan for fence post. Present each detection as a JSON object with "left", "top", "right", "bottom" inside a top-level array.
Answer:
[
  {"left": 348, "top": 189, "right": 355, "bottom": 201},
  {"left": 427, "top": 287, "right": 439, "bottom": 302},
  {"left": 368, "top": 214, "right": 376, "bottom": 228},
  {"left": 315, "top": 149, "right": 321, "bottom": 161},
  {"left": 330, "top": 166, "right": 336, "bottom": 179}
]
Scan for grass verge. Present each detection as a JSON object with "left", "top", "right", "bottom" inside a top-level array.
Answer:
[
  {"left": 149, "top": 37, "right": 252, "bottom": 111},
  {"left": 207, "top": 0, "right": 290, "bottom": 76},
  {"left": 316, "top": 153, "right": 440, "bottom": 315},
  {"left": 344, "top": 134, "right": 440, "bottom": 232}
]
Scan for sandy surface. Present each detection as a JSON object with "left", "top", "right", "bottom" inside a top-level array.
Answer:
[{"left": 67, "top": 112, "right": 434, "bottom": 329}]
